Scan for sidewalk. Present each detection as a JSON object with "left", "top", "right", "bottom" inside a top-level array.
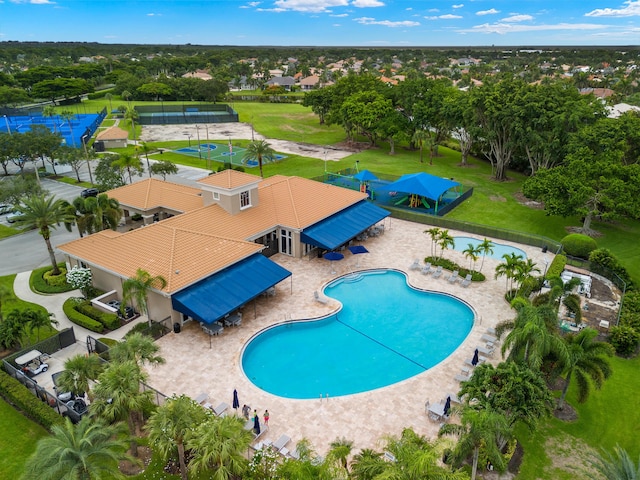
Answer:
[{"left": 12, "top": 271, "right": 149, "bottom": 342}]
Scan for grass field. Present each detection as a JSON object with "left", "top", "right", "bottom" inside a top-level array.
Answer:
[{"left": 0, "top": 399, "right": 47, "bottom": 478}]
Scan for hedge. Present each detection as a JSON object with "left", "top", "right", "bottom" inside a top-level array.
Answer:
[
  {"left": 30, "top": 263, "right": 76, "bottom": 294},
  {"left": 561, "top": 233, "right": 598, "bottom": 259},
  {"left": 424, "top": 256, "right": 486, "bottom": 282},
  {"left": 546, "top": 254, "right": 566, "bottom": 279},
  {"left": 0, "top": 371, "right": 65, "bottom": 431},
  {"left": 63, "top": 298, "right": 104, "bottom": 333},
  {"left": 75, "top": 301, "right": 120, "bottom": 330}
]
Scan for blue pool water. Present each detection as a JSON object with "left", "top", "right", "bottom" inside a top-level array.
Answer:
[
  {"left": 242, "top": 269, "right": 474, "bottom": 399},
  {"left": 453, "top": 236, "right": 527, "bottom": 260}
]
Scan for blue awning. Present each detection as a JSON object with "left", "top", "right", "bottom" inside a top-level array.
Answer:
[
  {"left": 300, "top": 201, "right": 389, "bottom": 251},
  {"left": 171, "top": 254, "right": 291, "bottom": 324}
]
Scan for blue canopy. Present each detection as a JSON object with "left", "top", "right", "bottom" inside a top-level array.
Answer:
[
  {"left": 377, "top": 172, "right": 459, "bottom": 201},
  {"left": 300, "top": 201, "right": 389, "bottom": 251},
  {"left": 353, "top": 170, "right": 378, "bottom": 182},
  {"left": 171, "top": 254, "right": 291, "bottom": 324}
]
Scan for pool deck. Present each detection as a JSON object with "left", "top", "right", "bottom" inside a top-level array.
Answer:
[{"left": 146, "top": 217, "right": 550, "bottom": 455}]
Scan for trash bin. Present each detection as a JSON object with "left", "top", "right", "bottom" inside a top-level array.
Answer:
[
  {"left": 542, "top": 245, "right": 548, "bottom": 253},
  {"left": 173, "top": 323, "right": 181, "bottom": 334}
]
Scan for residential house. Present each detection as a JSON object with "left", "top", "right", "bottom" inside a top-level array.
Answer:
[{"left": 265, "top": 76, "right": 296, "bottom": 91}]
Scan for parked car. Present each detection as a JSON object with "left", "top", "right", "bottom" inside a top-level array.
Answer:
[
  {"left": 0, "top": 204, "right": 13, "bottom": 215},
  {"left": 6, "top": 210, "right": 23, "bottom": 223},
  {"left": 81, "top": 188, "right": 99, "bottom": 198}
]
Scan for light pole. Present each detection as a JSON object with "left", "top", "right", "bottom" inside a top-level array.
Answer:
[
  {"left": 543, "top": 256, "right": 550, "bottom": 276},
  {"left": 205, "top": 124, "right": 211, "bottom": 171},
  {"left": 3, "top": 115, "right": 11, "bottom": 135},
  {"left": 187, "top": 134, "right": 192, "bottom": 147},
  {"left": 195, "top": 125, "right": 202, "bottom": 160}
]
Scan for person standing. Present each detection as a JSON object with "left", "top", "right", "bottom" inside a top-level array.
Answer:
[
  {"left": 242, "top": 404, "right": 250, "bottom": 419},
  {"left": 263, "top": 409, "right": 270, "bottom": 426}
]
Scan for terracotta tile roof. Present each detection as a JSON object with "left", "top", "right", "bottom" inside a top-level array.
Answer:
[
  {"left": 59, "top": 225, "right": 262, "bottom": 293},
  {"left": 96, "top": 126, "right": 129, "bottom": 140},
  {"left": 197, "top": 170, "right": 262, "bottom": 190},
  {"left": 108, "top": 178, "right": 204, "bottom": 213}
]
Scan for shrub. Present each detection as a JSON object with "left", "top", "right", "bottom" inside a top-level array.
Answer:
[
  {"left": 424, "top": 256, "right": 485, "bottom": 281},
  {"left": 66, "top": 266, "right": 93, "bottom": 298},
  {"left": 609, "top": 325, "right": 640, "bottom": 357},
  {"left": 562, "top": 294, "right": 582, "bottom": 322},
  {"left": 546, "top": 254, "right": 566, "bottom": 278},
  {"left": 589, "top": 248, "right": 633, "bottom": 289},
  {"left": 62, "top": 298, "right": 104, "bottom": 333},
  {"left": 561, "top": 233, "right": 598, "bottom": 259},
  {"left": 30, "top": 264, "right": 75, "bottom": 294},
  {"left": 131, "top": 213, "right": 143, "bottom": 221},
  {"left": 621, "top": 291, "right": 640, "bottom": 315},
  {"left": 0, "top": 371, "right": 65, "bottom": 431},
  {"left": 43, "top": 267, "right": 67, "bottom": 287},
  {"left": 75, "top": 302, "right": 120, "bottom": 330}
]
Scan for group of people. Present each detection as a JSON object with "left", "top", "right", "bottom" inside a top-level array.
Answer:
[{"left": 242, "top": 404, "right": 269, "bottom": 426}]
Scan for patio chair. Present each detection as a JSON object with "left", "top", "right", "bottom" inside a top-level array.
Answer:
[
  {"left": 461, "top": 274, "right": 472, "bottom": 287},
  {"left": 481, "top": 333, "right": 498, "bottom": 344},
  {"left": 409, "top": 259, "right": 420, "bottom": 271},
  {"left": 213, "top": 402, "right": 229, "bottom": 417},
  {"left": 272, "top": 434, "right": 291, "bottom": 453},
  {"left": 432, "top": 265, "right": 443, "bottom": 279},
  {"left": 194, "top": 392, "right": 208, "bottom": 405},
  {"left": 314, "top": 290, "right": 328, "bottom": 305},
  {"left": 477, "top": 345, "right": 495, "bottom": 357},
  {"left": 464, "top": 356, "right": 486, "bottom": 367},
  {"left": 454, "top": 372, "right": 471, "bottom": 382},
  {"left": 421, "top": 262, "right": 432, "bottom": 275},
  {"left": 447, "top": 270, "right": 459, "bottom": 284}
]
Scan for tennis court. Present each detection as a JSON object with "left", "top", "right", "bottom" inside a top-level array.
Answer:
[{"left": 172, "top": 143, "right": 286, "bottom": 168}]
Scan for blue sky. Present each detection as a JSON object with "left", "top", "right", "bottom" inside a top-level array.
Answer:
[{"left": 1, "top": 0, "right": 639, "bottom": 46}]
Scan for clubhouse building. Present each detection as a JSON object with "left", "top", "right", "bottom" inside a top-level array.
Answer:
[{"left": 58, "top": 170, "right": 389, "bottom": 328}]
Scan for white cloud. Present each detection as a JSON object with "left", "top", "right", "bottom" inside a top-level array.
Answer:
[
  {"left": 476, "top": 8, "right": 499, "bottom": 15},
  {"left": 425, "top": 14, "right": 463, "bottom": 19},
  {"left": 330, "top": 13, "right": 348, "bottom": 16},
  {"left": 146, "top": 13, "right": 162, "bottom": 17},
  {"left": 273, "top": 0, "right": 348, "bottom": 13},
  {"left": 248, "top": 1, "right": 261, "bottom": 5},
  {"left": 10, "top": 0, "right": 55, "bottom": 4},
  {"left": 354, "top": 16, "right": 420, "bottom": 26},
  {"left": 452, "top": 4, "right": 464, "bottom": 8},
  {"left": 462, "top": 22, "right": 610, "bottom": 34},
  {"left": 501, "top": 14, "right": 533, "bottom": 22},
  {"left": 428, "top": 8, "right": 439, "bottom": 12},
  {"left": 352, "top": 0, "right": 385, "bottom": 7},
  {"left": 585, "top": 0, "right": 640, "bottom": 17},
  {"left": 406, "top": 7, "right": 412, "bottom": 11}
]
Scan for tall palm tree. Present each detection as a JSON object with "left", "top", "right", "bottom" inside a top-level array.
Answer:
[
  {"left": 588, "top": 445, "right": 640, "bottom": 480},
  {"left": 186, "top": 414, "right": 253, "bottom": 480},
  {"left": 125, "top": 107, "right": 139, "bottom": 144},
  {"left": 84, "top": 193, "right": 122, "bottom": 232},
  {"left": 243, "top": 139, "right": 274, "bottom": 178},
  {"left": 327, "top": 437, "right": 353, "bottom": 475},
  {"left": 439, "top": 407, "right": 512, "bottom": 480},
  {"left": 138, "top": 142, "right": 153, "bottom": 178},
  {"left": 350, "top": 448, "right": 385, "bottom": 480},
  {"left": 412, "top": 129, "right": 431, "bottom": 164},
  {"left": 557, "top": 328, "right": 614, "bottom": 410},
  {"left": 55, "top": 353, "right": 104, "bottom": 401},
  {"left": 13, "top": 194, "right": 75, "bottom": 275},
  {"left": 42, "top": 105, "right": 59, "bottom": 133},
  {"left": 514, "top": 258, "right": 540, "bottom": 293},
  {"left": 24, "top": 309, "right": 58, "bottom": 343},
  {"left": 105, "top": 92, "right": 113, "bottom": 113},
  {"left": 122, "top": 268, "right": 167, "bottom": 326},
  {"left": 62, "top": 196, "right": 94, "bottom": 238},
  {"left": 424, "top": 227, "right": 441, "bottom": 258},
  {"left": 477, "top": 238, "right": 494, "bottom": 272},
  {"left": 91, "top": 360, "right": 154, "bottom": 457},
  {"left": 463, "top": 243, "right": 481, "bottom": 271},
  {"left": 110, "top": 332, "right": 165, "bottom": 368},
  {"left": 21, "top": 418, "right": 131, "bottom": 480},
  {"left": 494, "top": 252, "right": 524, "bottom": 293},
  {"left": 59, "top": 110, "right": 77, "bottom": 147},
  {"left": 437, "top": 229, "right": 455, "bottom": 259},
  {"left": 146, "top": 395, "right": 208, "bottom": 480},
  {"left": 114, "top": 153, "right": 142, "bottom": 184}
]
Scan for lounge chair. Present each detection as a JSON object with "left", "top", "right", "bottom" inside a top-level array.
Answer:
[
  {"left": 486, "top": 327, "right": 496, "bottom": 335},
  {"left": 477, "top": 345, "right": 495, "bottom": 357},
  {"left": 272, "top": 434, "right": 291, "bottom": 453},
  {"left": 447, "top": 270, "right": 459, "bottom": 284},
  {"left": 432, "top": 265, "right": 443, "bottom": 279},
  {"left": 454, "top": 373, "right": 471, "bottom": 382},
  {"left": 461, "top": 274, "right": 472, "bottom": 287},
  {"left": 481, "top": 333, "right": 498, "bottom": 344},
  {"left": 409, "top": 259, "right": 420, "bottom": 271},
  {"left": 213, "top": 402, "right": 229, "bottom": 416},
  {"left": 314, "top": 290, "right": 328, "bottom": 304},
  {"left": 464, "top": 356, "right": 487, "bottom": 367},
  {"left": 421, "top": 262, "right": 432, "bottom": 275},
  {"left": 194, "top": 392, "right": 208, "bottom": 405}
]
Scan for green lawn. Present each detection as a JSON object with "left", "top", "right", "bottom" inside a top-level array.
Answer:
[{"left": 0, "top": 398, "right": 48, "bottom": 478}]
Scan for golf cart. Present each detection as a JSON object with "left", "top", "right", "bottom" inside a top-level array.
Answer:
[{"left": 15, "top": 350, "right": 49, "bottom": 377}]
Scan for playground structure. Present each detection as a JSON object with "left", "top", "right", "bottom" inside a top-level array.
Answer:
[
  {"left": 1, "top": 108, "right": 106, "bottom": 148},
  {"left": 322, "top": 168, "right": 472, "bottom": 216}
]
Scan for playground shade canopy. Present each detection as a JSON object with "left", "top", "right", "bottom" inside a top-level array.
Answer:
[
  {"left": 300, "top": 201, "right": 389, "bottom": 251},
  {"left": 171, "top": 254, "right": 291, "bottom": 324},
  {"left": 353, "top": 170, "right": 378, "bottom": 182},
  {"left": 376, "top": 172, "right": 459, "bottom": 201}
]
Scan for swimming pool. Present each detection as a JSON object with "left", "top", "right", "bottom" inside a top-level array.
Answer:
[
  {"left": 242, "top": 269, "right": 474, "bottom": 399},
  {"left": 453, "top": 236, "right": 527, "bottom": 260}
]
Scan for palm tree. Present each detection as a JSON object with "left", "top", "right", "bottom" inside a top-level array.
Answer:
[
  {"left": 24, "top": 309, "right": 58, "bottom": 343},
  {"left": 439, "top": 407, "right": 512, "bottom": 480},
  {"left": 350, "top": 448, "right": 385, "bottom": 480},
  {"left": 59, "top": 110, "right": 77, "bottom": 147},
  {"left": 138, "top": 142, "right": 153, "bottom": 178},
  {"left": 0, "top": 309, "right": 27, "bottom": 350},
  {"left": 55, "top": 353, "right": 103, "bottom": 401},
  {"left": 13, "top": 194, "right": 75, "bottom": 275},
  {"left": 84, "top": 193, "right": 122, "bottom": 232},
  {"left": 243, "top": 139, "right": 275, "bottom": 178},
  {"left": 122, "top": 268, "right": 167, "bottom": 326},
  {"left": 494, "top": 252, "right": 524, "bottom": 293},
  {"left": 42, "top": 105, "right": 59, "bottom": 133},
  {"left": 21, "top": 418, "right": 131, "bottom": 480},
  {"left": 146, "top": 394, "right": 208, "bottom": 480},
  {"left": 114, "top": 153, "right": 142, "bottom": 184},
  {"left": 62, "top": 197, "right": 94, "bottom": 238},
  {"left": 110, "top": 332, "right": 165, "bottom": 368},
  {"left": 557, "top": 328, "right": 614, "bottom": 410},
  {"left": 412, "top": 129, "right": 431, "bottom": 164},
  {"left": 424, "top": 227, "right": 441, "bottom": 258},
  {"left": 514, "top": 258, "right": 540, "bottom": 293},
  {"left": 186, "top": 414, "right": 253, "bottom": 479},
  {"left": 327, "top": 437, "right": 353, "bottom": 475},
  {"left": 463, "top": 243, "right": 481, "bottom": 271},
  {"left": 477, "top": 238, "right": 494, "bottom": 272},
  {"left": 588, "top": 445, "right": 640, "bottom": 480},
  {"left": 105, "top": 92, "right": 113, "bottom": 113},
  {"left": 125, "top": 107, "right": 139, "bottom": 144},
  {"left": 437, "top": 229, "right": 455, "bottom": 259},
  {"left": 91, "top": 360, "right": 154, "bottom": 456}
]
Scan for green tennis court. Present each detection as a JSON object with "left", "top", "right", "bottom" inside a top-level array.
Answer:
[{"left": 172, "top": 143, "right": 286, "bottom": 168}]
